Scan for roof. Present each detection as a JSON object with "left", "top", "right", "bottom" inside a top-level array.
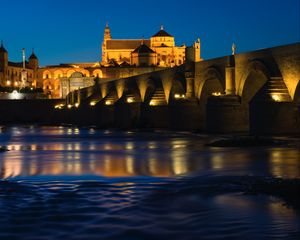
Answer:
[
  {"left": 0, "top": 42, "right": 7, "bottom": 53},
  {"left": 8, "top": 61, "right": 29, "bottom": 68},
  {"left": 106, "top": 39, "right": 150, "bottom": 50},
  {"left": 152, "top": 28, "right": 173, "bottom": 37},
  {"left": 29, "top": 53, "right": 38, "bottom": 60},
  {"left": 132, "top": 44, "right": 156, "bottom": 54}
]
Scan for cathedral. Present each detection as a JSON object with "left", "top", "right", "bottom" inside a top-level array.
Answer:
[
  {"left": 101, "top": 24, "right": 201, "bottom": 67},
  {"left": 0, "top": 24, "right": 202, "bottom": 99}
]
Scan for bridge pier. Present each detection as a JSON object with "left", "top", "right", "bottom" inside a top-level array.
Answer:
[
  {"left": 169, "top": 99, "right": 201, "bottom": 131},
  {"left": 140, "top": 104, "right": 169, "bottom": 129},
  {"left": 94, "top": 100, "right": 115, "bottom": 128},
  {"left": 250, "top": 101, "right": 300, "bottom": 135},
  {"left": 114, "top": 97, "right": 141, "bottom": 129},
  {"left": 206, "top": 95, "right": 248, "bottom": 133}
]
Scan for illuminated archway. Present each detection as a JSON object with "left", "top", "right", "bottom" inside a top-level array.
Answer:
[
  {"left": 54, "top": 70, "right": 63, "bottom": 79},
  {"left": 67, "top": 70, "right": 76, "bottom": 78},
  {"left": 80, "top": 69, "right": 90, "bottom": 77},
  {"left": 43, "top": 70, "right": 52, "bottom": 79},
  {"left": 198, "top": 67, "right": 224, "bottom": 129},
  {"left": 197, "top": 67, "right": 224, "bottom": 99},
  {"left": 93, "top": 69, "right": 103, "bottom": 78},
  {"left": 169, "top": 79, "right": 185, "bottom": 101}
]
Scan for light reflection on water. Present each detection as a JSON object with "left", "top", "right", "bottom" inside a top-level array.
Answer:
[
  {"left": 0, "top": 126, "right": 299, "bottom": 179},
  {"left": 0, "top": 126, "right": 299, "bottom": 240}
]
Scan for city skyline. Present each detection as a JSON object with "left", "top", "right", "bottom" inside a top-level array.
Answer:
[{"left": 0, "top": 0, "right": 299, "bottom": 66}]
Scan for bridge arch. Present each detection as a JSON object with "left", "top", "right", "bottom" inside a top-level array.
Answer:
[
  {"left": 122, "top": 79, "right": 142, "bottom": 103},
  {"left": 169, "top": 72, "right": 186, "bottom": 101},
  {"left": 240, "top": 60, "right": 271, "bottom": 103},
  {"left": 169, "top": 79, "right": 185, "bottom": 101},
  {"left": 197, "top": 67, "right": 224, "bottom": 100},
  {"left": 238, "top": 59, "right": 271, "bottom": 99},
  {"left": 197, "top": 67, "right": 224, "bottom": 129}
]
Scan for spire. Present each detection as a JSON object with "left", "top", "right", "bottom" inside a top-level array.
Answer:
[
  {"left": 0, "top": 40, "right": 7, "bottom": 53},
  {"left": 160, "top": 25, "right": 164, "bottom": 30},
  {"left": 104, "top": 22, "right": 111, "bottom": 40},
  {"left": 29, "top": 48, "right": 38, "bottom": 59}
]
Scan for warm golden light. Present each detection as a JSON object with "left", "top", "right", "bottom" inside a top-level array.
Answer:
[
  {"left": 54, "top": 104, "right": 64, "bottom": 109},
  {"left": 14, "top": 81, "right": 19, "bottom": 86},
  {"left": 105, "top": 100, "right": 113, "bottom": 105},
  {"left": 149, "top": 100, "right": 156, "bottom": 106},
  {"left": 212, "top": 92, "right": 222, "bottom": 96},
  {"left": 67, "top": 104, "right": 72, "bottom": 109},
  {"left": 272, "top": 94, "right": 281, "bottom": 102},
  {"left": 127, "top": 97, "right": 134, "bottom": 103},
  {"left": 75, "top": 103, "right": 80, "bottom": 108},
  {"left": 90, "top": 101, "right": 97, "bottom": 106},
  {"left": 6, "top": 80, "right": 11, "bottom": 86},
  {"left": 174, "top": 94, "right": 186, "bottom": 99}
]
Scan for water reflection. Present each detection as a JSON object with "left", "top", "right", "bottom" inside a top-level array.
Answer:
[{"left": 0, "top": 127, "right": 300, "bottom": 180}]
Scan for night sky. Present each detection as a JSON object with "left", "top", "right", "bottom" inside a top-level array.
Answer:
[{"left": 1, "top": 0, "right": 299, "bottom": 66}]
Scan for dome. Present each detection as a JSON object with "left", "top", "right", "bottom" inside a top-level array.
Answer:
[{"left": 152, "top": 26, "right": 173, "bottom": 38}]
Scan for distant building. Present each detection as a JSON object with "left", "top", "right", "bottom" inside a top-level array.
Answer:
[
  {"left": 1, "top": 24, "right": 202, "bottom": 99},
  {"left": 102, "top": 24, "right": 202, "bottom": 67},
  {"left": 0, "top": 42, "right": 39, "bottom": 88}
]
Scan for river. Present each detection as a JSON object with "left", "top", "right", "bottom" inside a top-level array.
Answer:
[{"left": 0, "top": 126, "right": 299, "bottom": 239}]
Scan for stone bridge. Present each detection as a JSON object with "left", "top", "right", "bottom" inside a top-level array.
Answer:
[{"left": 63, "top": 43, "right": 300, "bottom": 134}]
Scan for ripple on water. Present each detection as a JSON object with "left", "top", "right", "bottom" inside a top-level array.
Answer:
[{"left": 0, "top": 176, "right": 299, "bottom": 240}]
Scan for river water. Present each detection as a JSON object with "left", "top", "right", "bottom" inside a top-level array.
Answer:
[{"left": 0, "top": 126, "right": 299, "bottom": 239}]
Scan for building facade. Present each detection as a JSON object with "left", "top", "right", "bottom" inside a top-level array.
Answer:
[
  {"left": 1, "top": 24, "right": 202, "bottom": 99},
  {"left": 102, "top": 24, "right": 201, "bottom": 67},
  {"left": 0, "top": 42, "right": 39, "bottom": 88}
]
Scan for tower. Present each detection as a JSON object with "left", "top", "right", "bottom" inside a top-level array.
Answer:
[
  {"left": 193, "top": 38, "right": 201, "bottom": 62},
  {"left": 102, "top": 23, "right": 111, "bottom": 64},
  {"left": 0, "top": 41, "right": 8, "bottom": 84},
  {"left": 29, "top": 49, "right": 39, "bottom": 88}
]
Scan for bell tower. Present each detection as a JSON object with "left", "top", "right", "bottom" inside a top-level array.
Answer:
[
  {"left": 102, "top": 22, "right": 112, "bottom": 64},
  {"left": 193, "top": 38, "right": 201, "bottom": 62},
  {"left": 29, "top": 48, "right": 39, "bottom": 88}
]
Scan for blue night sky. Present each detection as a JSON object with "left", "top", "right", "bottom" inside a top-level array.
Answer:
[{"left": 0, "top": 0, "right": 299, "bottom": 66}]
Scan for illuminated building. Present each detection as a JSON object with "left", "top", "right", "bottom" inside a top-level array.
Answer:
[
  {"left": 1, "top": 24, "right": 201, "bottom": 99},
  {"left": 0, "top": 42, "right": 39, "bottom": 88},
  {"left": 102, "top": 24, "right": 202, "bottom": 67}
]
